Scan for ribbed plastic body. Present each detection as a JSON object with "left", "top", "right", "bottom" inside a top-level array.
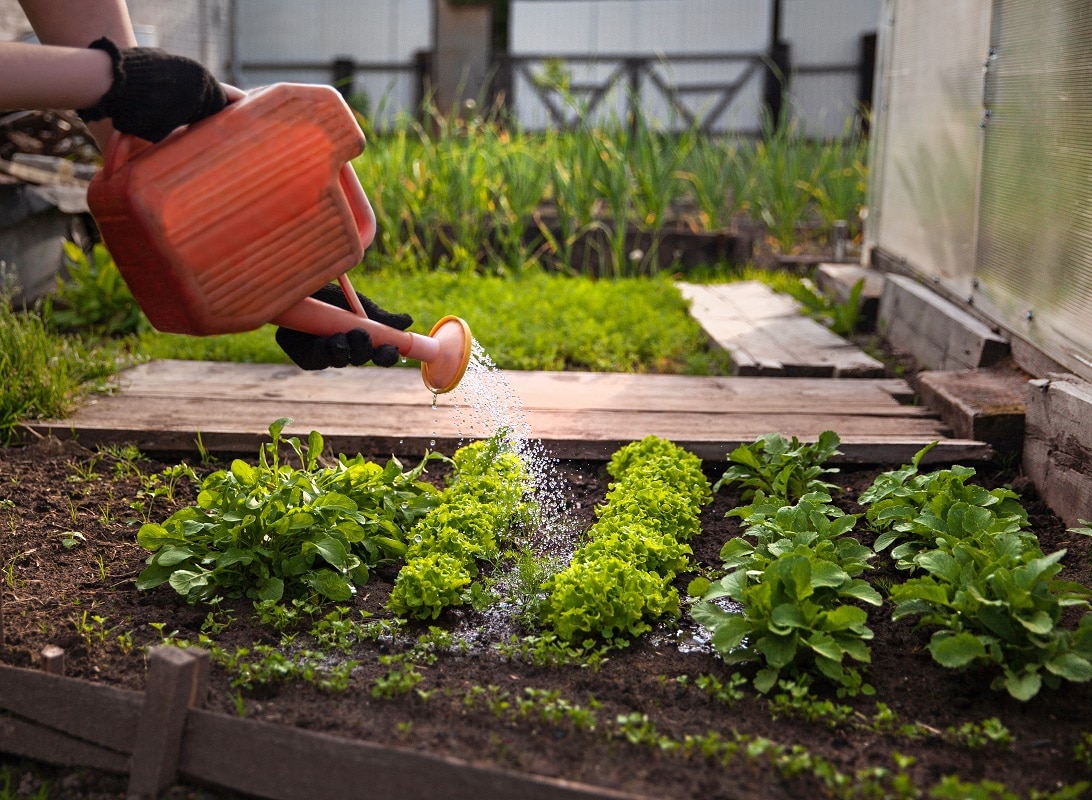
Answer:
[{"left": 87, "top": 83, "right": 375, "bottom": 335}]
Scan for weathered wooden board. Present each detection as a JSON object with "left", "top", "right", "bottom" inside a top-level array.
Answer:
[
  {"left": 676, "top": 281, "right": 887, "bottom": 377},
  {"left": 1024, "top": 374, "right": 1092, "bottom": 527},
  {"left": 0, "top": 662, "right": 140, "bottom": 754},
  {"left": 180, "top": 708, "right": 653, "bottom": 800},
  {"left": 27, "top": 360, "right": 991, "bottom": 464},
  {"left": 878, "top": 274, "right": 1009, "bottom": 371},
  {"left": 916, "top": 365, "right": 1030, "bottom": 455}
]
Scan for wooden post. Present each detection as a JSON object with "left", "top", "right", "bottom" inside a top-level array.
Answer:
[
  {"left": 331, "top": 57, "right": 355, "bottom": 99},
  {"left": 40, "top": 645, "right": 65, "bottom": 675},
  {"left": 127, "top": 646, "right": 209, "bottom": 800}
]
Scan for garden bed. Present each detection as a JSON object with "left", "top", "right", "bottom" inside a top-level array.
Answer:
[{"left": 2, "top": 435, "right": 1091, "bottom": 799}]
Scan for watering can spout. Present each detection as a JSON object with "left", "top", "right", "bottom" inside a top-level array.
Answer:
[{"left": 271, "top": 281, "right": 472, "bottom": 394}]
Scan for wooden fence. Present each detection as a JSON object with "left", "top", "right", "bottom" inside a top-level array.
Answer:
[{"left": 0, "top": 646, "right": 651, "bottom": 800}]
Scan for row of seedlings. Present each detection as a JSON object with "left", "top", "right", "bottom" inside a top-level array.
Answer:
[
  {"left": 539, "top": 436, "right": 712, "bottom": 651},
  {"left": 387, "top": 436, "right": 534, "bottom": 620}
]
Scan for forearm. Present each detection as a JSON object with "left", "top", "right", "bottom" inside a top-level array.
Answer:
[
  {"left": 19, "top": 0, "right": 138, "bottom": 48},
  {"left": 15, "top": 0, "right": 138, "bottom": 148},
  {"left": 0, "top": 42, "right": 113, "bottom": 110}
]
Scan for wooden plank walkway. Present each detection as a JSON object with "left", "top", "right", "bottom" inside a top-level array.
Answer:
[
  {"left": 676, "top": 281, "right": 887, "bottom": 377},
  {"left": 27, "top": 360, "right": 991, "bottom": 464}
]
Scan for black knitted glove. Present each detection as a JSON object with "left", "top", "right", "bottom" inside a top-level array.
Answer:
[
  {"left": 77, "top": 37, "right": 228, "bottom": 143},
  {"left": 275, "top": 284, "right": 413, "bottom": 371}
]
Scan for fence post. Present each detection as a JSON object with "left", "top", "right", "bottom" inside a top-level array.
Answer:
[
  {"left": 858, "top": 32, "right": 877, "bottom": 132},
  {"left": 763, "top": 40, "right": 791, "bottom": 129},
  {"left": 40, "top": 645, "right": 65, "bottom": 675},
  {"left": 332, "top": 57, "right": 355, "bottom": 100},
  {"left": 625, "top": 57, "right": 643, "bottom": 135},
  {"left": 127, "top": 646, "right": 210, "bottom": 800}
]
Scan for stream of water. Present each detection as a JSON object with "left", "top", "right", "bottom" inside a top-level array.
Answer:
[{"left": 436, "top": 340, "right": 578, "bottom": 562}]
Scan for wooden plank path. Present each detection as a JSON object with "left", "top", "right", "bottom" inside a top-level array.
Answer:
[
  {"left": 677, "top": 280, "right": 887, "bottom": 377},
  {"left": 28, "top": 359, "right": 991, "bottom": 464}
]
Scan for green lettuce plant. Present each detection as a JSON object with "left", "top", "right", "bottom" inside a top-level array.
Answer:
[
  {"left": 860, "top": 443, "right": 1031, "bottom": 570},
  {"left": 541, "top": 556, "right": 679, "bottom": 647},
  {"left": 889, "top": 540, "right": 1092, "bottom": 701},
  {"left": 694, "top": 488, "right": 880, "bottom": 696},
  {"left": 863, "top": 443, "right": 1092, "bottom": 700},
  {"left": 137, "top": 418, "right": 442, "bottom": 605},
  {"left": 693, "top": 548, "right": 880, "bottom": 696},
  {"left": 388, "top": 434, "right": 535, "bottom": 620},
  {"left": 540, "top": 436, "right": 711, "bottom": 650},
  {"left": 714, "top": 431, "right": 842, "bottom": 504}
]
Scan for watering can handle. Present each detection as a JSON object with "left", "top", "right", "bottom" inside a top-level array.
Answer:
[{"left": 339, "top": 162, "right": 376, "bottom": 250}]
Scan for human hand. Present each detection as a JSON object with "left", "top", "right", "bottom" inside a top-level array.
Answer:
[
  {"left": 76, "top": 37, "right": 227, "bottom": 143},
  {"left": 275, "top": 284, "right": 414, "bottom": 371}
]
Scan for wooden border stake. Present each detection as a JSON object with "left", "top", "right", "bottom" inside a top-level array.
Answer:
[
  {"left": 40, "top": 645, "right": 65, "bottom": 675},
  {"left": 127, "top": 646, "right": 209, "bottom": 800}
]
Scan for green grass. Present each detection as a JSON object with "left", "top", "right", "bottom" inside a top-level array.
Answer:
[
  {"left": 135, "top": 266, "right": 733, "bottom": 375},
  {"left": 0, "top": 297, "right": 131, "bottom": 445}
]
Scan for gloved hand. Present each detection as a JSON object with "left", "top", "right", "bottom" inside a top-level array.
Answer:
[
  {"left": 275, "top": 284, "right": 413, "bottom": 371},
  {"left": 76, "top": 37, "right": 228, "bottom": 143}
]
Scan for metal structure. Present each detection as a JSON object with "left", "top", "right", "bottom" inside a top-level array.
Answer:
[
  {"left": 867, "top": 0, "right": 1092, "bottom": 382},
  {"left": 230, "top": 0, "right": 431, "bottom": 124},
  {"left": 507, "top": 0, "right": 880, "bottom": 135}
]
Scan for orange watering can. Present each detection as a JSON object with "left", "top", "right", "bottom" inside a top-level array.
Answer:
[{"left": 86, "top": 82, "right": 471, "bottom": 394}]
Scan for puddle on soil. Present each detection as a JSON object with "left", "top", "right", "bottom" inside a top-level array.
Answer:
[{"left": 648, "top": 597, "right": 747, "bottom": 655}]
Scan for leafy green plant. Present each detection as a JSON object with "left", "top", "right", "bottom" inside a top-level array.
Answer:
[
  {"left": 889, "top": 542, "right": 1092, "bottom": 701},
  {"left": 860, "top": 443, "right": 1031, "bottom": 570},
  {"left": 946, "top": 718, "right": 1012, "bottom": 750},
  {"left": 693, "top": 546, "right": 880, "bottom": 696},
  {"left": 137, "top": 418, "right": 442, "bottom": 605},
  {"left": 780, "top": 276, "right": 865, "bottom": 337},
  {"left": 861, "top": 443, "right": 1092, "bottom": 700},
  {"left": 1074, "top": 732, "right": 1092, "bottom": 771},
  {"left": 715, "top": 431, "right": 842, "bottom": 504},
  {"left": 49, "top": 242, "right": 145, "bottom": 335},
  {"left": 388, "top": 433, "right": 534, "bottom": 619},
  {"left": 767, "top": 677, "right": 855, "bottom": 728},
  {"left": 542, "top": 555, "right": 679, "bottom": 648},
  {"left": 540, "top": 437, "right": 710, "bottom": 650},
  {"left": 722, "top": 492, "right": 871, "bottom": 577}
]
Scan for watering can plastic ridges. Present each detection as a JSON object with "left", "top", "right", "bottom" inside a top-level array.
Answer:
[{"left": 87, "top": 82, "right": 471, "bottom": 394}]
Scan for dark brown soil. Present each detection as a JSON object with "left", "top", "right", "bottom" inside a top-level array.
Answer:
[{"left": 2, "top": 436, "right": 1091, "bottom": 800}]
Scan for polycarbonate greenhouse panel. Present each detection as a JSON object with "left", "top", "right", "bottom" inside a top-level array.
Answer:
[
  {"left": 866, "top": 0, "right": 991, "bottom": 298},
  {"left": 973, "top": 0, "right": 1092, "bottom": 380}
]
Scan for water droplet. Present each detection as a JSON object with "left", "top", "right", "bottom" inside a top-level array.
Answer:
[{"left": 431, "top": 393, "right": 438, "bottom": 410}]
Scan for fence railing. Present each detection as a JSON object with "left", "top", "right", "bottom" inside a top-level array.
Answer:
[
  {"left": 0, "top": 645, "right": 643, "bottom": 800},
  {"left": 493, "top": 51, "right": 775, "bottom": 133},
  {"left": 232, "top": 38, "right": 874, "bottom": 136}
]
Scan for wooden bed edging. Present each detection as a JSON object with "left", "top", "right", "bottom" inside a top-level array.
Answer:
[{"left": 0, "top": 646, "right": 653, "bottom": 800}]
